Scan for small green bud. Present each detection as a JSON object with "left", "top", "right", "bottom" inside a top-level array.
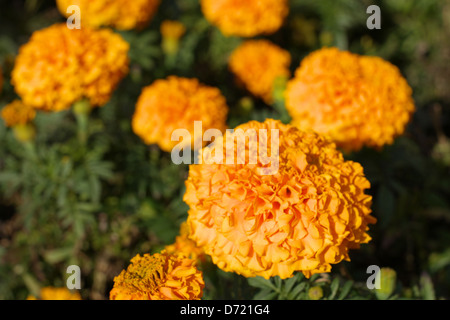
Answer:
[
  {"left": 375, "top": 268, "right": 397, "bottom": 300},
  {"left": 13, "top": 123, "right": 36, "bottom": 143},
  {"left": 308, "top": 286, "right": 323, "bottom": 300}
]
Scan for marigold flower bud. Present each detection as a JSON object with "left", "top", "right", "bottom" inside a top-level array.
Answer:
[{"left": 375, "top": 267, "right": 397, "bottom": 300}]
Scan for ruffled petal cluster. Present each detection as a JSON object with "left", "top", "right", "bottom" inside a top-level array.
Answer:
[
  {"left": 183, "top": 119, "right": 376, "bottom": 279},
  {"left": 201, "top": 0, "right": 289, "bottom": 37},
  {"left": 229, "top": 40, "right": 291, "bottom": 104},
  {"left": 11, "top": 23, "right": 129, "bottom": 112},
  {"left": 132, "top": 76, "right": 229, "bottom": 152},
  {"left": 1, "top": 100, "right": 36, "bottom": 127},
  {"left": 56, "top": 0, "right": 161, "bottom": 30},
  {"left": 27, "top": 287, "right": 81, "bottom": 300},
  {"left": 110, "top": 251, "right": 204, "bottom": 300},
  {"left": 165, "top": 222, "right": 207, "bottom": 262},
  {"left": 285, "top": 47, "right": 415, "bottom": 152}
]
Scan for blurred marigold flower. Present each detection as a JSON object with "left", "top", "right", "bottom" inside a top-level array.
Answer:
[
  {"left": 160, "top": 20, "right": 186, "bottom": 55},
  {"left": 110, "top": 251, "right": 204, "bottom": 300},
  {"left": 229, "top": 40, "right": 291, "bottom": 104},
  {"left": 165, "top": 222, "right": 207, "bottom": 262},
  {"left": 27, "top": 287, "right": 81, "bottom": 300},
  {"left": 132, "top": 76, "right": 228, "bottom": 152},
  {"left": 56, "top": 0, "right": 161, "bottom": 30},
  {"left": 183, "top": 119, "right": 376, "bottom": 279},
  {"left": 1, "top": 100, "right": 36, "bottom": 127},
  {"left": 11, "top": 23, "right": 129, "bottom": 112},
  {"left": 201, "top": 0, "right": 289, "bottom": 37},
  {"left": 285, "top": 47, "right": 415, "bottom": 152}
]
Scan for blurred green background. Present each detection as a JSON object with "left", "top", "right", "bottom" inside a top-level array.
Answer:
[{"left": 0, "top": 0, "right": 449, "bottom": 300}]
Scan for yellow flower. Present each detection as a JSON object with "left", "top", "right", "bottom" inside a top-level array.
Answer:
[
  {"left": 132, "top": 76, "right": 229, "bottom": 152},
  {"left": 201, "top": 0, "right": 289, "bottom": 37},
  {"left": 27, "top": 287, "right": 81, "bottom": 300},
  {"left": 165, "top": 222, "right": 207, "bottom": 262},
  {"left": 161, "top": 20, "right": 186, "bottom": 55},
  {"left": 56, "top": 0, "right": 161, "bottom": 30},
  {"left": 161, "top": 20, "right": 186, "bottom": 40},
  {"left": 110, "top": 251, "right": 204, "bottom": 300},
  {"left": 229, "top": 40, "right": 291, "bottom": 104},
  {"left": 285, "top": 47, "right": 415, "bottom": 152},
  {"left": 1, "top": 100, "right": 36, "bottom": 127},
  {"left": 183, "top": 119, "right": 376, "bottom": 279},
  {"left": 11, "top": 23, "right": 129, "bottom": 112}
]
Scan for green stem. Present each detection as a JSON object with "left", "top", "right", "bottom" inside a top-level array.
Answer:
[{"left": 73, "top": 100, "right": 92, "bottom": 146}]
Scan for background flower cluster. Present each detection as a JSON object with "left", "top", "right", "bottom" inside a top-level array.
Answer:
[{"left": 0, "top": 0, "right": 449, "bottom": 300}]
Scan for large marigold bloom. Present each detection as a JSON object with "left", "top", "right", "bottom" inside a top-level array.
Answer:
[
  {"left": 183, "top": 119, "right": 376, "bottom": 279},
  {"left": 110, "top": 251, "right": 204, "bottom": 300},
  {"left": 27, "top": 287, "right": 81, "bottom": 300},
  {"left": 1, "top": 100, "right": 36, "bottom": 127},
  {"left": 201, "top": 0, "right": 289, "bottom": 37},
  {"left": 165, "top": 222, "right": 207, "bottom": 262},
  {"left": 285, "top": 47, "right": 415, "bottom": 152},
  {"left": 56, "top": 0, "right": 161, "bottom": 30},
  {"left": 229, "top": 40, "right": 291, "bottom": 104},
  {"left": 11, "top": 23, "right": 129, "bottom": 112},
  {"left": 132, "top": 76, "right": 229, "bottom": 152}
]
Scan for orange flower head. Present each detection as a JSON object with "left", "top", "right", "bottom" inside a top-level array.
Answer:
[
  {"left": 110, "top": 251, "right": 204, "bottom": 300},
  {"left": 201, "top": 0, "right": 289, "bottom": 37},
  {"left": 27, "top": 287, "right": 81, "bottom": 300},
  {"left": 132, "top": 76, "right": 229, "bottom": 152},
  {"left": 285, "top": 47, "right": 415, "bottom": 152},
  {"left": 56, "top": 0, "right": 161, "bottom": 30},
  {"left": 1, "top": 100, "right": 36, "bottom": 127},
  {"left": 229, "top": 40, "right": 291, "bottom": 104},
  {"left": 11, "top": 23, "right": 129, "bottom": 112},
  {"left": 165, "top": 222, "right": 207, "bottom": 262},
  {"left": 161, "top": 20, "right": 186, "bottom": 40},
  {"left": 183, "top": 119, "right": 376, "bottom": 279}
]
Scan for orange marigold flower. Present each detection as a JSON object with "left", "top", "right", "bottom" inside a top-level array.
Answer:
[
  {"left": 285, "top": 47, "right": 415, "bottom": 152},
  {"left": 1, "top": 100, "right": 36, "bottom": 127},
  {"left": 56, "top": 0, "right": 161, "bottom": 30},
  {"left": 160, "top": 20, "right": 186, "bottom": 55},
  {"left": 110, "top": 251, "right": 205, "bottom": 300},
  {"left": 165, "top": 222, "right": 207, "bottom": 262},
  {"left": 229, "top": 40, "right": 291, "bottom": 104},
  {"left": 201, "top": 0, "right": 289, "bottom": 37},
  {"left": 161, "top": 20, "right": 186, "bottom": 40},
  {"left": 132, "top": 76, "right": 229, "bottom": 152},
  {"left": 11, "top": 23, "right": 129, "bottom": 112},
  {"left": 27, "top": 287, "right": 81, "bottom": 300},
  {"left": 183, "top": 119, "right": 376, "bottom": 279}
]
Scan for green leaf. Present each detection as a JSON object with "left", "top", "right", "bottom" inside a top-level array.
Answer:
[
  {"left": 286, "top": 282, "right": 306, "bottom": 300},
  {"left": 420, "top": 273, "right": 435, "bottom": 300},
  {"left": 253, "top": 288, "right": 276, "bottom": 300},
  {"left": 329, "top": 277, "right": 340, "bottom": 300},
  {"left": 284, "top": 273, "right": 301, "bottom": 294},
  {"left": 248, "top": 276, "right": 277, "bottom": 291},
  {"left": 43, "top": 247, "right": 73, "bottom": 264},
  {"left": 338, "top": 280, "right": 353, "bottom": 300}
]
